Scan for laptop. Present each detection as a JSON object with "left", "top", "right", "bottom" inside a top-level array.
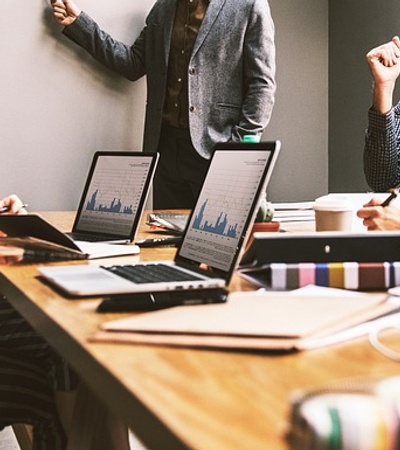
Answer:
[
  {"left": 67, "top": 151, "right": 159, "bottom": 243},
  {"left": 0, "top": 151, "right": 159, "bottom": 260},
  {"left": 39, "top": 142, "right": 281, "bottom": 296}
]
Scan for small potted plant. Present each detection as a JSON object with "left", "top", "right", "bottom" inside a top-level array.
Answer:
[
  {"left": 245, "top": 196, "right": 279, "bottom": 250},
  {"left": 252, "top": 195, "right": 280, "bottom": 233}
]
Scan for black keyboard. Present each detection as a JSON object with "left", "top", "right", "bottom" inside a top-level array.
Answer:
[{"left": 102, "top": 264, "right": 203, "bottom": 284}]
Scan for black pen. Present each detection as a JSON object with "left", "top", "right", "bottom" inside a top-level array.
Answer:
[
  {"left": 0, "top": 203, "right": 28, "bottom": 214},
  {"left": 381, "top": 191, "right": 398, "bottom": 207},
  {"left": 135, "top": 236, "right": 183, "bottom": 248}
]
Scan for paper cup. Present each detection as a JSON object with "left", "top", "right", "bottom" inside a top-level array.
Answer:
[{"left": 313, "top": 200, "right": 353, "bottom": 232}]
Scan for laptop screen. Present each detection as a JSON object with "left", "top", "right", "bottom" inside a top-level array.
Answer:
[
  {"left": 177, "top": 143, "right": 280, "bottom": 276},
  {"left": 72, "top": 151, "right": 159, "bottom": 240}
]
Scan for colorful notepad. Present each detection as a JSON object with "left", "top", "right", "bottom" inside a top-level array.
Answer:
[{"left": 239, "top": 262, "right": 400, "bottom": 291}]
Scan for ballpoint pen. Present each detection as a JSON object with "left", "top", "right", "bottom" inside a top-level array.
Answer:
[
  {"left": 0, "top": 204, "right": 28, "bottom": 214},
  {"left": 381, "top": 190, "right": 399, "bottom": 207}
]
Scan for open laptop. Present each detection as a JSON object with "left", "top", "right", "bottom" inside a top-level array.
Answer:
[
  {"left": 0, "top": 151, "right": 159, "bottom": 260},
  {"left": 67, "top": 151, "right": 159, "bottom": 243},
  {"left": 39, "top": 142, "right": 281, "bottom": 296}
]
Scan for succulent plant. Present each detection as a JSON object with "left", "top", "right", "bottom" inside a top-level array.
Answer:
[{"left": 255, "top": 196, "right": 274, "bottom": 223}]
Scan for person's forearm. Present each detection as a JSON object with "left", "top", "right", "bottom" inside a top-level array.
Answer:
[
  {"left": 63, "top": 12, "right": 146, "bottom": 81},
  {"left": 364, "top": 105, "right": 400, "bottom": 192},
  {"left": 372, "top": 81, "right": 395, "bottom": 114}
]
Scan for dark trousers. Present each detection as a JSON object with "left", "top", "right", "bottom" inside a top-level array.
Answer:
[{"left": 153, "top": 124, "right": 210, "bottom": 209}]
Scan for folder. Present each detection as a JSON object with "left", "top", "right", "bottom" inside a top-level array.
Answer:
[
  {"left": 89, "top": 291, "right": 398, "bottom": 352},
  {"left": 240, "top": 231, "right": 400, "bottom": 266}
]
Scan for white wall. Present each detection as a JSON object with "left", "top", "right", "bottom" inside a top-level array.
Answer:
[
  {"left": 0, "top": 0, "right": 328, "bottom": 210},
  {"left": 1, "top": 0, "right": 152, "bottom": 211}
]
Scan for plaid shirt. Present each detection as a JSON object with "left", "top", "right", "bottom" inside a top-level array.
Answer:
[{"left": 364, "top": 103, "right": 400, "bottom": 191}]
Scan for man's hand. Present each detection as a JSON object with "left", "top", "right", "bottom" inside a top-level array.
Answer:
[
  {"left": 357, "top": 197, "right": 400, "bottom": 231},
  {"left": 366, "top": 36, "right": 400, "bottom": 113},
  {"left": 367, "top": 36, "right": 400, "bottom": 86},
  {"left": 0, "top": 195, "right": 27, "bottom": 215},
  {"left": 50, "top": 0, "right": 81, "bottom": 27}
]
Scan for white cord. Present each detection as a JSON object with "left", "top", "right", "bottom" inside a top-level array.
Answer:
[{"left": 369, "top": 326, "right": 400, "bottom": 362}]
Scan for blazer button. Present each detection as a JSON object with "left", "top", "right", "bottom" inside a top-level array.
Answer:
[{"left": 189, "top": 106, "right": 195, "bottom": 112}]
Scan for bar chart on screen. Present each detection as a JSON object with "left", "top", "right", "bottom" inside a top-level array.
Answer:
[
  {"left": 192, "top": 199, "right": 239, "bottom": 238},
  {"left": 76, "top": 155, "right": 152, "bottom": 235},
  {"left": 179, "top": 150, "right": 268, "bottom": 270}
]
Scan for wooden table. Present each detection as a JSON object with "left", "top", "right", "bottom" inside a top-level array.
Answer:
[{"left": 1, "top": 212, "right": 400, "bottom": 450}]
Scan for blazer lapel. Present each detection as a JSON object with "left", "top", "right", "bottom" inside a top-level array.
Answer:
[{"left": 191, "top": 0, "right": 226, "bottom": 58}]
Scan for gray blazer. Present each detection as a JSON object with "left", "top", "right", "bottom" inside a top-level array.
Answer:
[{"left": 64, "top": 0, "right": 276, "bottom": 159}]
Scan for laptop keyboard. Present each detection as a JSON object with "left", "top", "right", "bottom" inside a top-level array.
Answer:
[
  {"left": 69, "top": 232, "right": 113, "bottom": 242},
  {"left": 102, "top": 264, "right": 203, "bottom": 284}
]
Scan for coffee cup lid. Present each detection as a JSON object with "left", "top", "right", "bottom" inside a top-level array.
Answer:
[{"left": 313, "top": 199, "right": 353, "bottom": 212}]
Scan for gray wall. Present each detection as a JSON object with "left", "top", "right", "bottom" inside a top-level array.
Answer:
[
  {"left": 1, "top": 0, "right": 151, "bottom": 211},
  {"left": 1, "top": 0, "right": 328, "bottom": 210},
  {"left": 329, "top": 0, "right": 400, "bottom": 193},
  {"left": 267, "top": 0, "right": 328, "bottom": 201}
]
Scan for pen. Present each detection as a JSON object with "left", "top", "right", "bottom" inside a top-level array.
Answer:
[
  {"left": 381, "top": 191, "right": 398, "bottom": 207},
  {"left": 135, "top": 236, "right": 183, "bottom": 248},
  {"left": 0, "top": 204, "right": 28, "bottom": 214}
]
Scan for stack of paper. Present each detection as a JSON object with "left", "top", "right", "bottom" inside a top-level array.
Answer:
[{"left": 272, "top": 202, "right": 315, "bottom": 223}]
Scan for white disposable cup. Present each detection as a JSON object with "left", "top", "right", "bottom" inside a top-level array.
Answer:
[{"left": 313, "top": 200, "right": 353, "bottom": 232}]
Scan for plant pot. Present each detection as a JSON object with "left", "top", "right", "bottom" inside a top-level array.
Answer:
[
  {"left": 251, "top": 221, "right": 280, "bottom": 233},
  {"left": 245, "top": 221, "right": 280, "bottom": 251}
]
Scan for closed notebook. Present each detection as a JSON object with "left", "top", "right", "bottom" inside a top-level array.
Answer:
[
  {"left": 0, "top": 219, "right": 140, "bottom": 261},
  {"left": 90, "top": 291, "right": 398, "bottom": 352}
]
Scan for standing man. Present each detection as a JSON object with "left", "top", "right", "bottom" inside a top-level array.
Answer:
[
  {"left": 50, "top": 0, "right": 276, "bottom": 208},
  {"left": 364, "top": 36, "right": 400, "bottom": 192}
]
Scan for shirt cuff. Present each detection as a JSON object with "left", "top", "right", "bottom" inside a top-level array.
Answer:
[{"left": 368, "top": 106, "right": 395, "bottom": 132}]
